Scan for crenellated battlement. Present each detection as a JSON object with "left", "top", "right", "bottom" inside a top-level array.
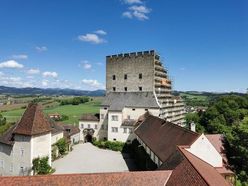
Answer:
[{"left": 106, "top": 50, "right": 160, "bottom": 60}]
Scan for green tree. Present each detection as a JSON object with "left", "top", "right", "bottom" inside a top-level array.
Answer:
[{"left": 56, "top": 138, "right": 67, "bottom": 155}]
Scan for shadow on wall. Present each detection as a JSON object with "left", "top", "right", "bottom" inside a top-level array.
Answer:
[{"left": 121, "top": 138, "right": 157, "bottom": 171}]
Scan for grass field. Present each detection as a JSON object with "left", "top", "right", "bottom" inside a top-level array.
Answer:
[{"left": 1, "top": 99, "right": 102, "bottom": 124}]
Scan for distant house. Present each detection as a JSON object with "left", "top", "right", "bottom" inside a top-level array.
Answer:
[
  {"left": 48, "top": 113, "right": 61, "bottom": 120},
  {"left": 0, "top": 103, "right": 81, "bottom": 176}
]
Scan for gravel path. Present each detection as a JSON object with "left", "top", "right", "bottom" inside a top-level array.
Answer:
[{"left": 52, "top": 143, "right": 135, "bottom": 174}]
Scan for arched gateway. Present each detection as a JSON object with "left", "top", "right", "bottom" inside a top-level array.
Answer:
[{"left": 83, "top": 128, "right": 95, "bottom": 143}]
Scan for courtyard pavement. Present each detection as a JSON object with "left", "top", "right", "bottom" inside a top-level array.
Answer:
[{"left": 52, "top": 143, "right": 136, "bottom": 174}]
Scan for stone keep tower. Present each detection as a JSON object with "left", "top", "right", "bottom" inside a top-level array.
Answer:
[{"left": 106, "top": 50, "right": 185, "bottom": 125}]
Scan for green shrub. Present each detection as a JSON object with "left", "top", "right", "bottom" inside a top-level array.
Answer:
[
  {"left": 93, "top": 140, "right": 125, "bottom": 151},
  {"left": 32, "top": 156, "right": 53, "bottom": 175},
  {"left": 56, "top": 138, "right": 68, "bottom": 155}
]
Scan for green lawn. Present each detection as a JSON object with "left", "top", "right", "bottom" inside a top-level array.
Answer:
[{"left": 1, "top": 100, "right": 101, "bottom": 125}]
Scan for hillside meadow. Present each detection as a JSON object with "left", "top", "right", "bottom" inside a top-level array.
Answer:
[{"left": 1, "top": 99, "right": 102, "bottom": 125}]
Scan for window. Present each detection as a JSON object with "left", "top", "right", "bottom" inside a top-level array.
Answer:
[
  {"left": 129, "top": 128, "right": 133, "bottom": 134},
  {"left": 124, "top": 87, "right": 127, "bottom": 91},
  {"left": 104, "top": 107, "right": 107, "bottom": 110},
  {"left": 88, "top": 124, "right": 91, "bottom": 128},
  {"left": 111, "top": 115, "right": 118, "bottom": 121},
  {"left": 112, "top": 75, "right": 116, "bottom": 80},
  {"left": 10, "top": 163, "right": 13, "bottom": 172},
  {"left": 123, "top": 128, "right": 127, "bottom": 133},
  {"left": 111, "top": 127, "right": 118, "bottom": 133},
  {"left": 100, "top": 114, "right": 104, "bottom": 119},
  {"left": 95, "top": 125, "right": 98, "bottom": 129},
  {"left": 113, "top": 87, "right": 116, "bottom": 91},
  {"left": 132, "top": 108, "right": 135, "bottom": 111},
  {"left": 0, "top": 160, "right": 4, "bottom": 168},
  {"left": 139, "top": 87, "right": 142, "bottom": 91},
  {"left": 139, "top": 73, "right": 142, "bottom": 79},
  {"left": 127, "top": 115, "right": 130, "bottom": 120},
  {"left": 145, "top": 109, "right": 148, "bottom": 111},
  {"left": 124, "top": 74, "right": 127, "bottom": 80},
  {"left": 113, "top": 138, "right": 116, "bottom": 141},
  {"left": 81, "top": 124, "right": 84, "bottom": 129},
  {"left": 20, "top": 148, "right": 24, "bottom": 157}
]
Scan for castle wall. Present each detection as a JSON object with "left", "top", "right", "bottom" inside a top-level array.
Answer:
[{"left": 106, "top": 51, "right": 155, "bottom": 93}]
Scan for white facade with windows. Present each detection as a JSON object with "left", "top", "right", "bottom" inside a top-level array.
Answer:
[{"left": 0, "top": 132, "right": 51, "bottom": 176}]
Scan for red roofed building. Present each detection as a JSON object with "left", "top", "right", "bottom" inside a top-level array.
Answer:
[{"left": 0, "top": 103, "right": 52, "bottom": 176}]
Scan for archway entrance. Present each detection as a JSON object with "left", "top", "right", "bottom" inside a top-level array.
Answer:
[
  {"left": 83, "top": 128, "right": 95, "bottom": 143},
  {"left": 85, "top": 134, "right": 93, "bottom": 143}
]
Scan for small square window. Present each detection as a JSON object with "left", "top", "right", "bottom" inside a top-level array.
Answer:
[
  {"left": 113, "top": 138, "right": 116, "bottom": 141},
  {"left": 139, "top": 73, "right": 142, "bottom": 79},
  {"left": 88, "top": 124, "right": 91, "bottom": 128},
  {"left": 124, "top": 74, "right": 127, "bottom": 80},
  {"left": 113, "top": 87, "right": 116, "bottom": 91},
  {"left": 132, "top": 108, "right": 135, "bottom": 111},
  {"left": 81, "top": 124, "right": 84, "bottom": 129},
  {"left": 139, "top": 87, "right": 142, "bottom": 91},
  {"left": 104, "top": 107, "right": 107, "bottom": 110},
  {"left": 94, "top": 125, "right": 98, "bottom": 129},
  {"left": 124, "top": 87, "right": 127, "bottom": 91},
  {"left": 145, "top": 109, "right": 148, "bottom": 111},
  {"left": 112, "top": 75, "right": 116, "bottom": 80}
]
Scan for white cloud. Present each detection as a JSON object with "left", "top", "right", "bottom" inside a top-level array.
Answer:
[
  {"left": 123, "top": 0, "right": 142, "bottom": 4},
  {"left": 0, "top": 75, "right": 33, "bottom": 88},
  {"left": 12, "top": 54, "right": 28, "bottom": 60},
  {"left": 79, "top": 60, "right": 92, "bottom": 70},
  {"left": 78, "top": 33, "right": 105, "bottom": 44},
  {"left": 35, "top": 46, "right": 48, "bottom": 52},
  {"left": 42, "top": 71, "right": 58, "bottom": 78},
  {"left": 27, "top": 68, "right": 40, "bottom": 75},
  {"left": 122, "top": 11, "right": 133, "bottom": 19},
  {"left": 94, "top": 30, "right": 107, "bottom": 35},
  {"left": 81, "top": 79, "right": 104, "bottom": 89},
  {"left": 0, "top": 71, "right": 4, "bottom": 76},
  {"left": 42, "top": 80, "right": 49, "bottom": 87},
  {"left": 0, "top": 60, "right": 24, "bottom": 69},
  {"left": 122, "top": 5, "right": 151, "bottom": 21}
]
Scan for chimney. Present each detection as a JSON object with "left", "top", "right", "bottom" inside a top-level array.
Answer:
[{"left": 190, "top": 122, "right": 196, "bottom": 132}]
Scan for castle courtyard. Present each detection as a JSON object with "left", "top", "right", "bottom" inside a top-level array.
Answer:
[{"left": 52, "top": 143, "right": 136, "bottom": 174}]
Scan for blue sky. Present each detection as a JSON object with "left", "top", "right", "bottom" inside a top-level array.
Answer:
[{"left": 0, "top": 0, "right": 247, "bottom": 92}]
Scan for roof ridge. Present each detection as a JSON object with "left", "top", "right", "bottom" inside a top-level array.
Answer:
[
  {"left": 31, "top": 104, "right": 39, "bottom": 134},
  {"left": 165, "top": 120, "right": 199, "bottom": 136}
]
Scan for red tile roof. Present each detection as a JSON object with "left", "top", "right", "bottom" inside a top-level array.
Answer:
[
  {"left": 176, "top": 146, "right": 230, "bottom": 186},
  {"left": 206, "top": 134, "right": 234, "bottom": 175},
  {"left": 0, "top": 171, "right": 172, "bottom": 186},
  {"left": 79, "top": 113, "right": 99, "bottom": 121},
  {"left": 13, "top": 103, "right": 52, "bottom": 136},
  {"left": 134, "top": 115, "right": 200, "bottom": 162}
]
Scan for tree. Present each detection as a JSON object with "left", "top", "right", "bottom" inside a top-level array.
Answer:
[{"left": 56, "top": 138, "right": 67, "bottom": 155}]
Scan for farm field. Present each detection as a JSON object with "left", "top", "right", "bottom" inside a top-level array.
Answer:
[{"left": 1, "top": 99, "right": 102, "bottom": 124}]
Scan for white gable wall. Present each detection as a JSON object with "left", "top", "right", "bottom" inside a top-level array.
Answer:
[
  {"left": 186, "top": 134, "right": 222, "bottom": 167},
  {"left": 31, "top": 132, "right": 52, "bottom": 166}
]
